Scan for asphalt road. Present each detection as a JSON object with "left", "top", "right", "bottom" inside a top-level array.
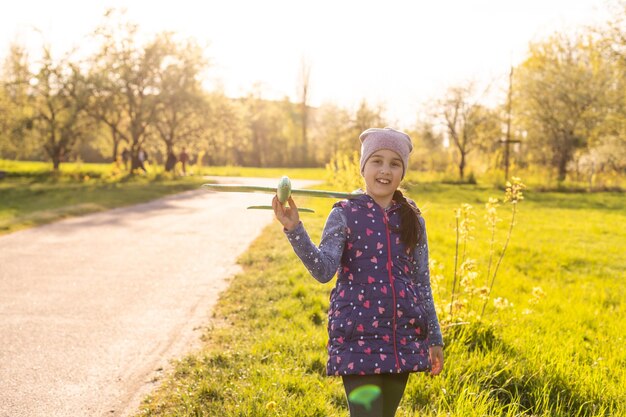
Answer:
[{"left": 0, "top": 177, "right": 317, "bottom": 417}]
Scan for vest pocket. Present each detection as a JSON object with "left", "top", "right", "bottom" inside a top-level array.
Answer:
[
  {"left": 413, "top": 303, "right": 429, "bottom": 341},
  {"left": 404, "top": 284, "right": 429, "bottom": 340},
  {"left": 328, "top": 302, "right": 358, "bottom": 343},
  {"left": 344, "top": 314, "right": 358, "bottom": 341}
]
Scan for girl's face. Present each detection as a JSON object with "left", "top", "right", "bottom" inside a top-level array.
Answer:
[{"left": 362, "top": 149, "right": 403, "bottom": 208}]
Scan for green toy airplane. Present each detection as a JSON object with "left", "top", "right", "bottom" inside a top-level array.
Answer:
[{"left": 202, "top": 175, "right": 361, "bottom": 213}]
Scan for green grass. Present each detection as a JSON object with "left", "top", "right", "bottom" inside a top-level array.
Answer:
[
  {"left": 0, "top": 160, "right": 210, "bottom": 235},
  {"left": 195, "top": 165, "right": 325, "bottom": 180},
  {"left": 403, "top": 167, "right": 626, "bottom": 192},
  {"left": 135, "top": 182, "right": 625, "bottom": 416},
  {"left": 0, "top": 160, "right": 327, "bottom": 235}
]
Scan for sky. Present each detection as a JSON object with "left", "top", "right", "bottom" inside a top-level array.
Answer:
[{"left": 0, "top": 0, "right": 613, "bottom": 128}]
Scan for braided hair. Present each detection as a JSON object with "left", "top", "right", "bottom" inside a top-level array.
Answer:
[{"left": 392, "top": 190, "right": 424, "bottom": 252}]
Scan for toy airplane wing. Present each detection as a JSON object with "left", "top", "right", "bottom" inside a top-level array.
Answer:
[
  {"left": 201, "top": 184, "right": 358, "bottom": 199},
  {"left": 202, "top": 176, "right": 362, "bottom": 213},
  {"left": 202, "top": 184, "right": 278, "bottom": 194},
  {"left": 290, "top": 189, "right": 361, "bottom": 199}
]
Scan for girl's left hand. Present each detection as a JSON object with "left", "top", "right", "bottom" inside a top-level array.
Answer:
[{"left": 429, "top": 346, "right": 444, "bottom": 376}]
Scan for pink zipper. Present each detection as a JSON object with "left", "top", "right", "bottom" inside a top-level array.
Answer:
[{"left": 383, "top": 211, "right": 401, "bottom": 370}]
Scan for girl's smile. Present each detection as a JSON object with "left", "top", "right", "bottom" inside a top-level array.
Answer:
[{"left": 362, "top": 149, "right": 403, "bottom": 208}]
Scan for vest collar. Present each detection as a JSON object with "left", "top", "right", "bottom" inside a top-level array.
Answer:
[{"left": 350, "top": 193, "right": 402, "bottom": 213}]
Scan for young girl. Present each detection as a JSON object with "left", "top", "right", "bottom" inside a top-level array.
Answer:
[{"left": 273, "top": 127, "right": 444, "bottom": 417}]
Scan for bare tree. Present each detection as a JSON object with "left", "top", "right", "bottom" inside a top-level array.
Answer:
[{"left": 438, "top": 82, "right": 499, "bottom": 179}]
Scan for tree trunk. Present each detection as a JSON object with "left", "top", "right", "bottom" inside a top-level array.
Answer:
[
  {"left": 164, "top": 142, "right": 175, "bottom": 172},
  {"left": 130, "top": 156, "right": 140, "bottom": 171},
  {"left": 49, "top": 144, "right": 62, "bottom": 171},
  {"left": 130, "top": 144, "right": 141, "bottom": 171},
  {"left": 556, "top": 135, "right": 572, "bottom": 182},
  {"left": 557, "top": 153, "right": 568, "bottom": 182},
  {"left": 459, "top": 152, "right": 466, "bottom": 180},
  {"left": 112, "top": 140, "right": 120, "bottom": 165},
  {"left": 52, "top": 156, "right": 61, "bottom": 171}
]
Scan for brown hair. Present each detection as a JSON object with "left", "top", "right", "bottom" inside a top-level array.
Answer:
[{"left": 392, "top": 190, "right": 423, "bottom": 252}]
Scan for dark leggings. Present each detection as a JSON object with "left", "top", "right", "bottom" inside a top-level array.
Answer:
[{"left": 342, "top": 373, "right": 410, "bottom": 417}]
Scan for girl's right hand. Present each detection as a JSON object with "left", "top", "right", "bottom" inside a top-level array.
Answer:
[{"left": 272, "top": 195, "right": 300, "bottom": 231}]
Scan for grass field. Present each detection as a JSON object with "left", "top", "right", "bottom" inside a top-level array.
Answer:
[
  {"left": 2, "top": 160, "right": 624, "bottom": 415},
  {"left": 133, "top": 179, "right": 625, "bottom": 416}
]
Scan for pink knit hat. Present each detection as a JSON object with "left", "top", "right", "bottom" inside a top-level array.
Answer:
[{"left": 359, "top": 127, "right": 413, "bottom": 178}]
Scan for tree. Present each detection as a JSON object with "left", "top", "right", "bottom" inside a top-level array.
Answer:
[
  {"left": 438, "top": 82, "right": 499, "bottom": 179},
  {"left": 151, "top": 33, "right": 209, "bottom": 171},
  {"left": 28, "top": 47, "right": 91, "bottom": 170},
  {"left": 312, "top": 103, "right": 352, "bottom": 162},
  {"left": 200, "top": 92, "right": 248, "bottom": 166},
  {"left": 353, "top": 99, "right": 386, "bottom": 138},
  {"left": 0, "top": 88, "right": 14, "bottom": 158},
  {"left": 90, "top": 10, "right": 168, "bottom": 172},
  {"left": 86, "top": 66, "right": 127, "bottom": 163},
  {"left": 408, "top": 116, "right": 447, "bottom": 172},
  {"left": 514, "top": 32, "right": 613, "bottom": 181},
  {"left": 0, "top": 43, "right": 35, "bottom": 159},
  {"left": 242, "top": 88, "right": 291, "bottom": 167},
  {"left": 588, "top": 1, "right": 626, "bottom": 177}
]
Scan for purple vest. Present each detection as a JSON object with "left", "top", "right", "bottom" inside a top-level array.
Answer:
[{"left": 326, "top": 195, "right": 430, "bottom": 376}]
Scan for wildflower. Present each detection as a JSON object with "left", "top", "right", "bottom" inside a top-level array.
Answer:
[
  {"left": 529, "top": 286, "right": 545, "bottom": 305},
  {"left": 450, "top": 298, "right": 467, "bottom": 312},
  {"left": 485, "top": 197, "right": 501, "bottom": 228},
  {"left": 475, "top": 286, "right": 490, "bottom": 300},
  {"left": 493, "top": 297, "right": 514, "bottom": 309},
  {"left": 504, "top": 177, "right": 526, "bottom": 204},
  {"left": 459, "top": 259, "right": 478, "bottom": 289},
  {"left": 429, "top": 259, "right": 444, "bottom": 284},
  {"left": 435, "top": 304, "right": 447, "bottom": 320},
  {"left": 480, "top": 177, "right": 525, "bottom": 318},
  {"left": 265, "top": 401, "right": 277, "bottom": 411},
  {"left": 456, "top": 204, "right": 475, "bottom": 241},
  {"left": 460, "top": 273, "right": 478, "bottom": 288}
]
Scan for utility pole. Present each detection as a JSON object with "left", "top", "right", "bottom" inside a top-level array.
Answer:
[{"left": 501, "top": 66, "right": 521, "bottom": 182}]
